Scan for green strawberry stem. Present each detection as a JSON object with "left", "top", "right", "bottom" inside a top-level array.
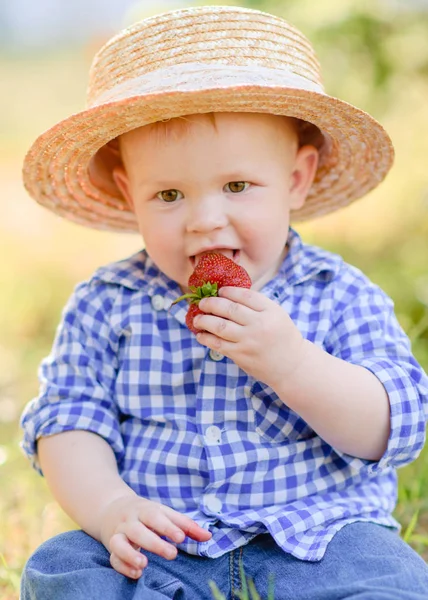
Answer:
[{"left": 171, "top": 282, "right": 218, "bottom": 306}]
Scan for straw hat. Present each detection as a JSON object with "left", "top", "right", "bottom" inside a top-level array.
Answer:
[{"left": 22, "top": 5, "right": 394, "bottom": 233}]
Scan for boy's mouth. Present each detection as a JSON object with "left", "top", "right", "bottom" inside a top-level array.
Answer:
[{"left": 190, "top": 249, "right": 239, "bottom": 268}]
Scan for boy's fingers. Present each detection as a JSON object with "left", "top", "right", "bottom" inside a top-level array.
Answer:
[
  {"left": 125, "top": 522, "right": 178, "bottom": 560},
  {"left": 165, "top": 510, "right": 212, "bottom": 541},
  {"left": 198, "top": 297, "right": 252, "bottom": 326},
  {"left": 138, "top": 502, "right": 211, "bottom": 543},
  {"left": 218, "top": 286, "right": 267, "bottom": 311},
  {"left": 109, "top": 548, "right": 146, "bottom": 579},
  {"left": 109, "top": 532, "right": 147, "bottom": 571},
  {"left": 193, "top": 314, "right": 241, "bottom": 342},
  {"left": 138, "top": 510, "right": 187, "bottom": 544}
]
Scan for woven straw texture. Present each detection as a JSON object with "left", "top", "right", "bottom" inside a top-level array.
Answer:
[{"left": 22, "top": 5, "right": 394, "bottom": 233}]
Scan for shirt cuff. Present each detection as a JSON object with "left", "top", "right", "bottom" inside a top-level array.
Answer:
[
  {"left": 356, "top": 358, "right": 426, "bottom": 474},
  {"left": 20, "top": 397, "right": 125, "bottom": 475}
]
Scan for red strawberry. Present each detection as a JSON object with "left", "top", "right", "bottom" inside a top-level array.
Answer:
[
  {"left": 172, "top": 252, "right": 252, "bottom": 334},
  {"left": 189, "top": 253, "right": 252, "bottom": 290},
  {"left": 185, "top": 303, "right": 204, "bottom": 335}
]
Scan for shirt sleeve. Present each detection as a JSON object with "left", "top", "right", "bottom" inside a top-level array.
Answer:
[
  {"left": 20, "top": 279, "right": 125, "bottom": 474},
  {"left": 324, "top": 270, "right": 428, "bottom": 474}
]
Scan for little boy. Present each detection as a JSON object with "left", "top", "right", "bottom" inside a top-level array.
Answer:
[{"left": 20, "top": 5, "right": 428, "bottom": 600}]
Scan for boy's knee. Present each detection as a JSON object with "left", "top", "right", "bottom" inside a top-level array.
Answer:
[
  {"left": 20, "top": 531, "right": 121, "bottom": 600},
  {"left": 25, "top": 530, "right": 109, "bottom": 575}
]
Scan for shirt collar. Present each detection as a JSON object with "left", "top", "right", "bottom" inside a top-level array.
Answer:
[
  {"left": 260, "top": 228, "right": 341, "bottom": 301},
  {"left": 92, "top": 250, "right": 180, "bottom": 297},
  {"left": 282, "top": 227, "right": 340, "bottom": 285}
]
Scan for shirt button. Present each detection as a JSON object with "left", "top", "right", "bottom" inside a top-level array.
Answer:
[
  {"left": 151, "top": 294, "right": 165, "bottom": 311},
  {"left": 205, "top": 425, "right": 222, "bottom": 444},
  {"left": 205, "top": 496, "right": 222, "bottom": 514},
  {"left": 209, "top": 349, "right": 224, "bottom": 361}
]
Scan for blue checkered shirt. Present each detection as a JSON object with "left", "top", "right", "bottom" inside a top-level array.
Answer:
[{"left": 21, "top": 228, "right": 428, "bottom": 561}]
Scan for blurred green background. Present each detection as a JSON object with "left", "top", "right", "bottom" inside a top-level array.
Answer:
[{"left": 1, "top": 0, "right": 428, "bottom": 597}]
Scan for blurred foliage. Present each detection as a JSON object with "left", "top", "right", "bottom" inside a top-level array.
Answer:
[
  {"left": 236, "top": 0, "right": 428, "bottom": 111},
  {"left": 1, "top": 0, "right": 428, "bottom": 598}
]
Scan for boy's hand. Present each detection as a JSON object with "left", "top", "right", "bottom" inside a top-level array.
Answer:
[
  {"left": 100, "top": 494, "right": 211, "bottom": 579},
  {"left": 194, "top": 287, "right": 307, "bottom": 391}
]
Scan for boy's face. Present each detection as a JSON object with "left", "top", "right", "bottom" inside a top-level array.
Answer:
[{"left": 114, "top": 112, "right": 318, "bottom": 292}]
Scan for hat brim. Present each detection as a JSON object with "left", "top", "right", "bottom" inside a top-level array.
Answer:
[{"left": 23, "top": 84, "right": 394, "bottom": 233}]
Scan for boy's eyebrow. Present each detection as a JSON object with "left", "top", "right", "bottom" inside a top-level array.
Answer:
[
  {"left": 137, "top": 171, "right": 255, "bottom": 190},
  {"left": 220, "top": 171, "right": 253, "bottom": 181},
  {"left": 136, "top": 179, "right": 183, "bottom": 190}
]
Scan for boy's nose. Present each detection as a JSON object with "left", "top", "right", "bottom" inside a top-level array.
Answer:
[{"left": 186, "top": 196, "right": 229, "bottom": 233}]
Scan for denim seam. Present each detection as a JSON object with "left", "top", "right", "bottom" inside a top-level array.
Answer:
[
  {"left": 229, "top": 549, "right": 234, "bottom": 600},
  {"left": 230, "top": 546, "right": 244, "bottom": 600},
  {"left": 238, "top": 546, "right": 244, "bottom": 596}
]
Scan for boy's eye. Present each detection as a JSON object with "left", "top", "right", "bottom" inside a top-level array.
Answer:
[
  {"left": 225, "top": 182, "right": 249, "bottom": 193},
  {"left": 156, "top": 189, "right": 183, "bottom": 202}
]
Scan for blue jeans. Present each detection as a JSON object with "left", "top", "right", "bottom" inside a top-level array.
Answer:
[{"left": 21, "top": 523, "right": 428, "bottom": 599}]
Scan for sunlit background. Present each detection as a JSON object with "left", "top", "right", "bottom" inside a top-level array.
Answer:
[{"left": 1, "top": 0, "right": 428, "bottom": 597}]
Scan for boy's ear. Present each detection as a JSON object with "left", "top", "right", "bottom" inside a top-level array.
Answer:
[
  {"left": 113, "top": 166, "right": 135, "bottom": 211},
  {"left": 289, "top": 145, "right": 319, "bottom": 210}
]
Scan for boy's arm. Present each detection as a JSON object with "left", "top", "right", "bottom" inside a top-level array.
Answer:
[
  {"left": 37, "top": 430, "right": 211, "bottom": 578},
  {"left": 196, "top": 284, "right": 427, "bottom": 467},
  {"left": 37, "top": 430, "right": 135, "bottom": 545},
  {"left": 23, "top": 280, "right": 211, "bottom": 580},
  {"left": 272, "top": 340, "right": 391, "bottom": 460}
]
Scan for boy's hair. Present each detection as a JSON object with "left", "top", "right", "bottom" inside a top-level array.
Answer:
[{"left": 116, "top": 113, "right": 325, "bottom": 152}]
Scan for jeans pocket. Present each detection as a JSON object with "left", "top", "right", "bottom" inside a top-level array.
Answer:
[{"left": 250, "top": 381, "right": 314, "bottom": 444}]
